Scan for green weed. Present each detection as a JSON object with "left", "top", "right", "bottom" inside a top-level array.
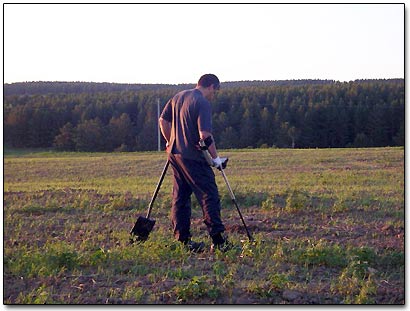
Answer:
[
  {"left": 332, "top": 197, "right": 351, "bottom": 213},
  {"left": 332, "top": 261, "right": 377, "bottom": 304},
  {"left": 6, "top": 242, "right": 80, "bottom": 277},
  {"left": 212, "top": 261, "right": 228, "bottom": 281},
  {"left": 261, "top": 196, "right": 276, "bottom": 210},
  {"left": 269, "top": 273, "right": 290, "bottom": 291},
  {"left": 291, "top": 240, "right": 346, "bottom": 268},
  {"left": 285, "top": 189, "right": 310, "bottom": 213},
  {"left": 174, "top": 275, "right": 220, "bottom": 302},
  {"left": 122, "top": 285, "right": 145, "bottom": 302},
  {"left": 15, "top": 285, "right": 53, "bottom": 304},
  {"left": 246, "top": 281, "right": 275, "bottom": 299}
]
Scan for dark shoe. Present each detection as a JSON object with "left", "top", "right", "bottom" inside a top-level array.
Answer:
[
  {"left": 210, "top": 240, "right": 234, "bottom": 253},
  {"left": 210, "top": 234, "right": 233, "bottom": 253},
  {"left": 183, "top": 240, "right": 205, "bottom": 253}
]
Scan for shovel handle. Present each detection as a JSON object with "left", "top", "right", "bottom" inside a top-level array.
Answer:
[{"left": 146, "top": 160, "right": 170, "bottom": 218}]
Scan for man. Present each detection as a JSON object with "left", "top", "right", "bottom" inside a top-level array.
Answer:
[{"left": 159, "top": 74, "right": 229, "bottom": 253}]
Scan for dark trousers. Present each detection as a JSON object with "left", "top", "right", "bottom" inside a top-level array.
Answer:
[{"left": 168, "top": 153, "right": 225, "bottom": 242}]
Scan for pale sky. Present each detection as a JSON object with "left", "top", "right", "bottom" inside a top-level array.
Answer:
[{"left": 3, "top": 3, "right": 404, "bottom": 84}]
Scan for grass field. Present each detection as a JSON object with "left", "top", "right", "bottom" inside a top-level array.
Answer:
[{"left": 3, "top": 147, "right": 404, "bottom": 304}]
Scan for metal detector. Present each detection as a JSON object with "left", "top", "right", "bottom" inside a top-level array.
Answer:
[
  {"left": 199, "top": 139, "right": 254, "bottom": 242},
  {"left": 219, "top": 167, "right": 254, "bottom": 242}
]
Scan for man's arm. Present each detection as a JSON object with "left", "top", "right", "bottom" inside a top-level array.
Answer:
[
  {"left": 199, "top": 130, "right": 218, "bottom": 159},
  {"left": 159, "top": 117, "right": 172, "bottom": 144}
]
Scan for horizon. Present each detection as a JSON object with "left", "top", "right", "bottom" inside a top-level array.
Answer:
[{"left": 4, "top": 77, "right": 404, "bottom": 86}]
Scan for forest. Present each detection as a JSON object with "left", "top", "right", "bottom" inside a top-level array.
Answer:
[{"left": 3, "top": 79, "right": 404, "bottom": 152}]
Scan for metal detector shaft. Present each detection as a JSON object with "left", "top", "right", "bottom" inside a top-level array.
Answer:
[
  {"left": 146, "top": 160, "right": 170, "bottom": 219},
  {"left": 219, "top": 168, "right": 254, "bottom": 242}
]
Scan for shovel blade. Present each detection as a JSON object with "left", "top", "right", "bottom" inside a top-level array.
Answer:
[{"left": 130, "top": 216, "right": 156, "bottom": 241}]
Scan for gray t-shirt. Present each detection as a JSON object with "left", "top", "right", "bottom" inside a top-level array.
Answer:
[{"left": 160, "top": 88, "right": 212, "bottom": 161}]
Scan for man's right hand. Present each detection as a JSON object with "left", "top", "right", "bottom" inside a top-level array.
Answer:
[
  {"left": 212, "top": 157, "right": 228, "bottom": 170},
  {"left": 212, "top": 156, "right": 223, "bottom": 168}
]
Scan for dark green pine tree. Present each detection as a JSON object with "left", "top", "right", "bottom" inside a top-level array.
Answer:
[
  {"left": 107, "top": 113, "right": 135, "bottom": 151},
  {"left": 74, "top": 117, "right": 108, "bottom": 151},
  {"left": 53, "top": 122, "right": 76, "bottom": 151}
]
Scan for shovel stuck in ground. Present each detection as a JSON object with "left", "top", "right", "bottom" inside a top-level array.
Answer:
[{"left": 130, "top": 160, "right": 170, "bottom": 243}]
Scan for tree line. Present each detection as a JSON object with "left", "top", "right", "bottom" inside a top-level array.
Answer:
[
  {"left": 4, "top": 79, "right": 335, "bottom": 96},
  {"left": 4, "top": 79, "right": 404, "bottom": 152}
]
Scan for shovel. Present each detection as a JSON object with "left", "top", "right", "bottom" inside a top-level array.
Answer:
[{"left": 130, "top": 160, "right": 170, "bottom": 243}]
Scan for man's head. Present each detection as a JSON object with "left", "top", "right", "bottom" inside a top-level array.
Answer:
[{"left": 197, "top": 74, "right": 220, "bottom": 100}]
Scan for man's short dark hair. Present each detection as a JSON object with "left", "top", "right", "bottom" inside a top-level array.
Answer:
[{"left": 198, "top": 74, "right": 220, "bottom": 90}]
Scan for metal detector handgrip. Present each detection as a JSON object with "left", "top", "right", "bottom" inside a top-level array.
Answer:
[{"left": 199, "top": 140, "right": 214, "bottom": 166}]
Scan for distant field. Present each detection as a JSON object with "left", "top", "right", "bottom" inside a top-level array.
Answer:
[{"left": 3, "top": 147, "right": 404, "bottom": 304}]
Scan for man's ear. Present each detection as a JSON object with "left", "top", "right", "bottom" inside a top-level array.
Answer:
[{"left": 205, "top": 85, "right": 214, "bottom": 95}]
